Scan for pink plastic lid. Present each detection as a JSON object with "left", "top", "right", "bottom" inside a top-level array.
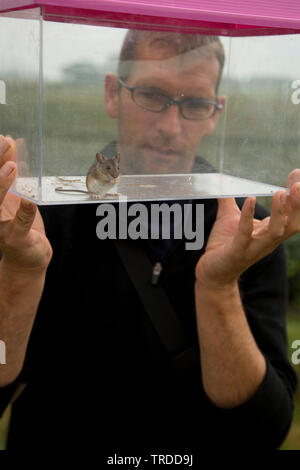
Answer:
[{"left": 1, "top": 0, "right": 300, "bottom": 35}]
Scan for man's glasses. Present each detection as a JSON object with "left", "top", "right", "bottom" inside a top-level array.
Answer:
[{"left": 118, "top": 77, "right": 223, "bottom": 121}]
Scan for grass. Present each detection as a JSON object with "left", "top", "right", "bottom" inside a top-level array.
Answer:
[
  {"left": 280, "top": 401, "right": 300, "bottom": 450},
  {"left": 0, "top": 81, "right": 299, "bottom": 183},
  {"left": 0, "top": 405, "right": 11, "bottom": 450},
  {"left": 279, "top": 311, "right": 300, "bottom": 450}
]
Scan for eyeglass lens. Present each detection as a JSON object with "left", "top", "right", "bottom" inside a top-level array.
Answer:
[{"left": 132, "top": 88, "right": 216, "bottom": 120}]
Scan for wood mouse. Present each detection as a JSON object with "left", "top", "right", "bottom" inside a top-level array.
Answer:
[{"left": 55, "top": 152, "right": 120, "bottom": 198}]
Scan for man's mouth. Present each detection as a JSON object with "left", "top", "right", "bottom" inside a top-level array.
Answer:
[{"left": 143, "top": 145, "right": 180, "bottom": 161}]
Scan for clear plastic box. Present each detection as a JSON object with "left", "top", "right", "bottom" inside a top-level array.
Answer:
[{"left": 0, "top": 1, "right": 300, "bottom": 204}]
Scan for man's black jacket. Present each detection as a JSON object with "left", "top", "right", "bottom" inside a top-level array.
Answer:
[{"left": 0, "top": 198, "right": 297, "bottom": 453}]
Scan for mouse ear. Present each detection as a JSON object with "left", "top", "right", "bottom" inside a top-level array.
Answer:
[
  {"left": 116, "top": 152, "right": 120, "bottom": 163},
  {"left": 96, "top": 152, "right": 106, "bottom": 163}
]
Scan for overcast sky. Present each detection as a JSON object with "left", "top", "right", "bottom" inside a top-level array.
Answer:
[{"left": 1, "top": 15, "right": 300, "bottom": 82}]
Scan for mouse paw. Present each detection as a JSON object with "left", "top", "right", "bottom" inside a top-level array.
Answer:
[
  {"left": 104, "top": 192, "right": 122, "bottom": 198},
  {"left": 91, "top": 194, "right": 105, "bottom": 200}
]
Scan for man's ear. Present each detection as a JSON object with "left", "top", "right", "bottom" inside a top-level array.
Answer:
[
  {"left": 204, "top": 95, "right": 226, "bottom": 136},
  {"left": 104, "top": 73, "right": 119, "bottom": 118}
]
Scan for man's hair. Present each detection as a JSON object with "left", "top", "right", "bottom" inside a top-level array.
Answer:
[{"left": 117, "top": 30, "right": 225, "bottom": 93}]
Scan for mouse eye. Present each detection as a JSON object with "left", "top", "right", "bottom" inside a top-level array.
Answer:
[{"left": 106, "top": 166, "right": 111, "bottom": 170}]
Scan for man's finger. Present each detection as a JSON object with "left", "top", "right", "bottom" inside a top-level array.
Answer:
[
  {"left": 0, "top": 135, "right": 18, "bottom": 166},
  {"left": 268, "top": 190, "right": 288, "bottom": 239},
  {"left": 0, "top": 135, "right": 10, "bottom": 155},
  {"left": 233, "top": 197, "right": 255, "bottom": 250},
  {"left": 0, "top": 161, "right": 17, "bottom": 204},
  {"left": 286, "top": 169, "right": 300, "bottom": 189},
  {"left": 12, "top": 199, "right": 37, "bottom": 238},
  {"left": 285, "top": 182, "right": 300, "bottom": 234}
]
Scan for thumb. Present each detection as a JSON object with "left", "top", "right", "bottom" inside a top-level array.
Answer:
[
  {"left": 0, "top": 162, "right": 17, "bottom": 200},
  {"left": 12, "top": 199, "right": 37, "bottom": 238},
  {"left": 1, "top": 136, "right": 18, "bottom": 163}
]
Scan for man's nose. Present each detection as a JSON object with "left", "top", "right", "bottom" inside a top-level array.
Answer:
[{"left": 156, "top": 103, "right": 183, "bottom": 137}]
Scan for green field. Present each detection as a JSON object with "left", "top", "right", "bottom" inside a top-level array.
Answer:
[
  {"left": 0, "top": 406, "right": 10, "bottom": 450},
  {"left": 0, "top": 78, "right": 299, "bottom": 182},
  {"left": 279, "top": 313, "right": 300, "bottom": 450}
]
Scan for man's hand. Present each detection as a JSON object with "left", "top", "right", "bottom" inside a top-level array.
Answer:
[
  {"left": 195, "top": 169, "right": 300, "bottom": 289},
  {"left": 0, "top": 135, "right": 52, "bottom": 273},
  {"left": 194, "top": 170, "right": 300, "bottom": 409},
  {"left": 0, "top": 135, "right": 53, "bottom": 386}
]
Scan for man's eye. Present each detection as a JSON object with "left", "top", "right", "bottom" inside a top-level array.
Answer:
[
  {"left": 140, "top": 91, "right": 164, "bottom": 100},
  {"left": 187, "top": 100, "right": 211, "bottom": 110},
  {"left": 135, "top": 89, "right": 166, "bottom": 109},
  {"left": 141, "top": 91, "right": 156, "bottom": 98}
]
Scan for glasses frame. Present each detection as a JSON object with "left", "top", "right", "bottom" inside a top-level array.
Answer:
[{"left": 117, "top": 77, "right": 223, "bottom": 121}]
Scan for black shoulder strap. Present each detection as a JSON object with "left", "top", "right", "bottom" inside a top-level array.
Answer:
[{"left": 114, "top": 239, "right": 199, "bottom": 373}]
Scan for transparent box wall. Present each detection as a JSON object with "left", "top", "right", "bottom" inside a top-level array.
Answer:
[
  {"left": 0, "top": 7, "right": 300, "bottom": 204},
  {"left": 0, "top": 8, "right": 40, "bottom": 200}
]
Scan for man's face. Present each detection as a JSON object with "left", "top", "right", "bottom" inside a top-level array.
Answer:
[{"left": 105, "top": 43, "right": 223, "bottom": 174}]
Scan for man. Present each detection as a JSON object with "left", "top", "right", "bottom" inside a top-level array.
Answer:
[
  {"left": 0, "top": 30, "right": 298, "bottom": 454},
  {"left": 104, "top": 31, "right": 225, "bottom": 175}
]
